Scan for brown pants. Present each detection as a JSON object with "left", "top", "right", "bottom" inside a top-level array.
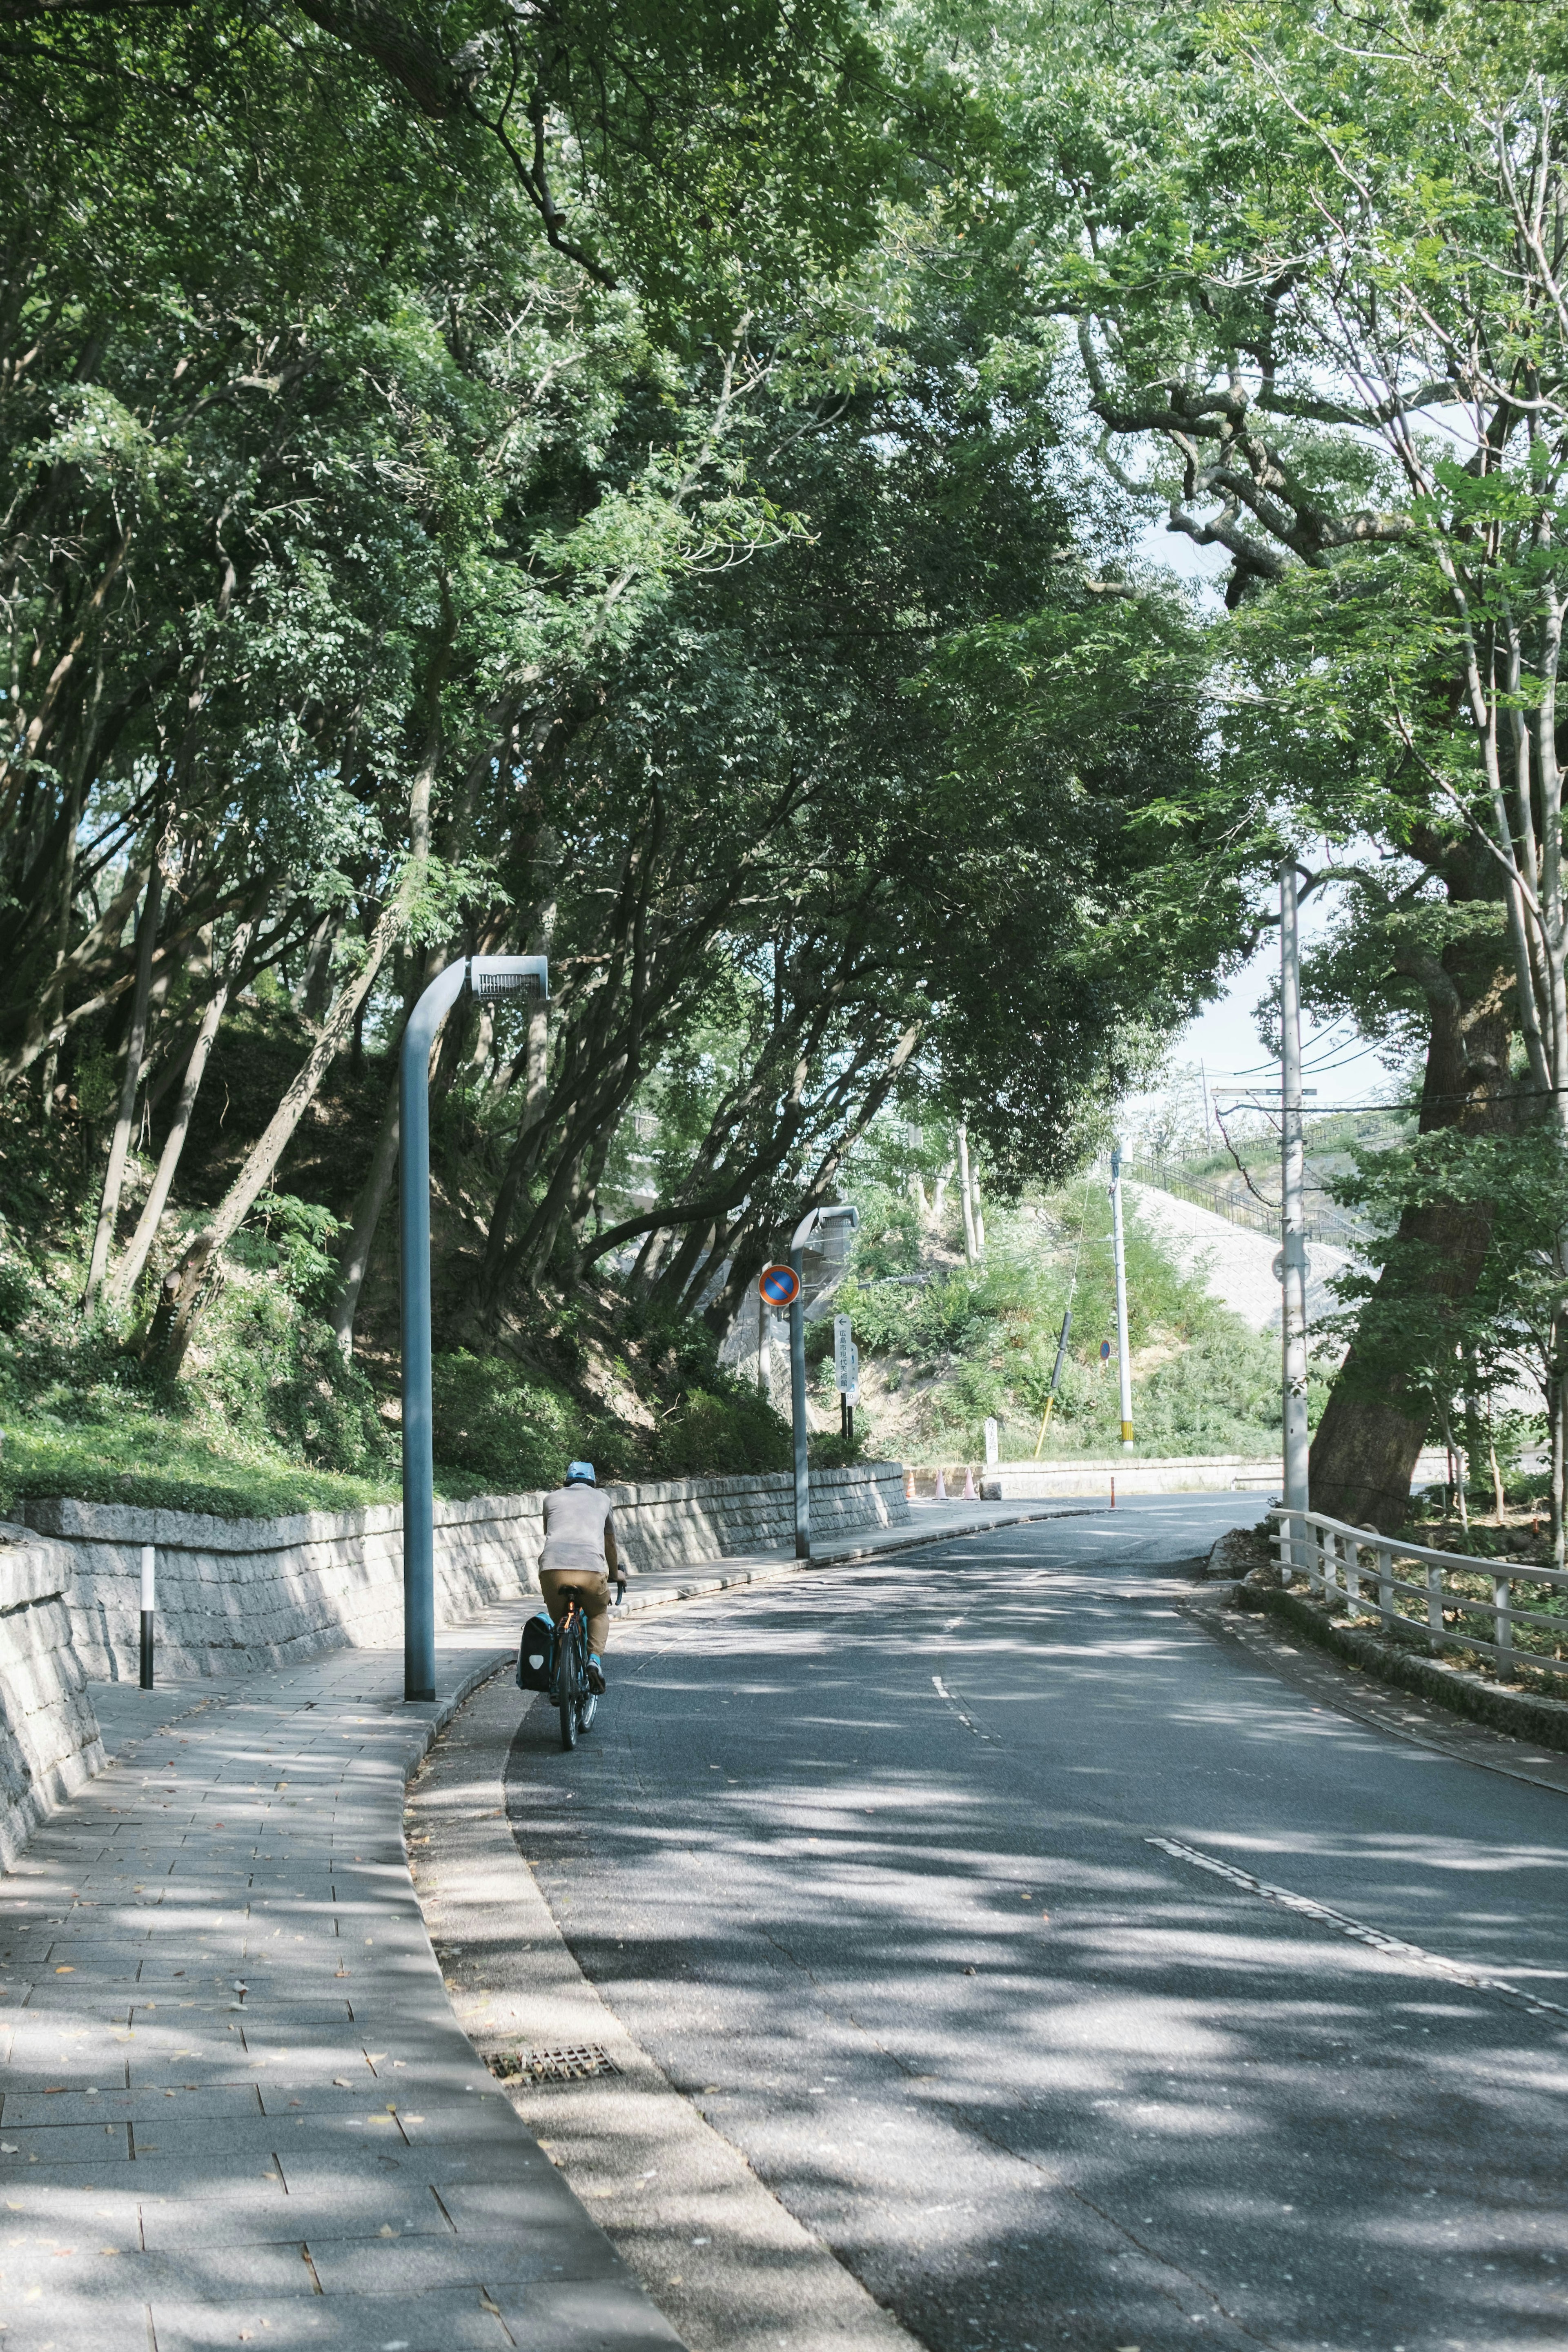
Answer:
[{"left": 539, "top": 1569, "right": 610, "bottom": 1655}]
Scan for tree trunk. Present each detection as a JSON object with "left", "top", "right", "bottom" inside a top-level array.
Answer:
[
  {"left": 151, "top": 887, "right": 405, "bottom": 1370},
  {"left": 107, "top": 915, "right": 256, "bottom": 1309},
  {"left": 957, "top": 1122, "right": 978, "bottom": 1263},
  {"left": 329, "top": 1084, "right": 401, "bottom": 1357},
  {"left": 82, "top": 849, "right": 163, "bottom": 1310},
  {"left": 294, "top": 908, "right": 342, "bottom": 1018},
  {"left": 1309, "top": 937, "right": 1514, "bottom": 1532}
]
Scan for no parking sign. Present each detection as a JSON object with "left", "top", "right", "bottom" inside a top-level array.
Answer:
[{"left": 759, "top": 1263, "right": 801, "bottom": 1309}]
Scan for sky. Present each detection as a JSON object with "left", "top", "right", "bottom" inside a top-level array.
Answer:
[
  {"left": 1120, "top": 527, "right": 1405, "bottom": 1124},
  {"left": 1145, "top": 884, "right": 1404, "bottom": 1128}
]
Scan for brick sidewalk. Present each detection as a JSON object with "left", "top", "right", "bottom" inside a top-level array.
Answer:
[
  {"left": 0, "top": 1498, "right": 1089, "bottom": 2349},
  {"left": 0, "top": 1628, "right": 681, "bottom": 2351}
]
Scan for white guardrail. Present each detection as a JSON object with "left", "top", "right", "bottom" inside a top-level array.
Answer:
[{"left": 1269, "top": 1506, "right": 1568, "bottom": 1670}]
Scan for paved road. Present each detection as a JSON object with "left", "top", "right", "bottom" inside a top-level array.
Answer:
[{"left": 505, "top": 1495, "right": 1568, "bottom": 2352}]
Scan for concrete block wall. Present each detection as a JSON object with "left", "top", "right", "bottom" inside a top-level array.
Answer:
[
  {"left": 20, "top": 1461, "right": 910, "bottom": 1685},
  {"left": 23, "top": 1491, "right": 547, "bottom": 1684},
  {"left": 977, "top": 1449, "right": 1453, "bottom": 1502},
  {"left": 0, "top": 1521, "right": 106, "bottom": 1872}
]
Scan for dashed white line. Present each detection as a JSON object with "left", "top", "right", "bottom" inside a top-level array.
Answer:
[
  {"left": 1148, "top": 1836, "right": 1568, "bottom": 2021},
  {"left": 931, "top": 1676, "right": 998, "bottom": 1743}
]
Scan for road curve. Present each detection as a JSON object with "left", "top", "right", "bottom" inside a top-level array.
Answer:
[{"left": 505, "top": 1495, "right": 1568, "bottom": 2352}]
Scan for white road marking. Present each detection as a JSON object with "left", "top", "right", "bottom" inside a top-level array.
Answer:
[
  {"left": 931, "top": 1676, "right": 998, "bottom": 1743},
  {"left": 1147, "top": 1836, "right": 1568, "bottom": 2021}
]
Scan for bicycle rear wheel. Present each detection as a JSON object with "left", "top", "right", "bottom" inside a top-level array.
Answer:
[{"left": 557, "top": 1615, "right": 579, "bottom": 1751}]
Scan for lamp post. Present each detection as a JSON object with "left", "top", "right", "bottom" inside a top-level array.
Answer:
[
  {"left": 401, "top": 954, "right": 547, "bottom": 1702},
  {"left": 787, "top": 1203, "right": 860, "bottom": 1561}
]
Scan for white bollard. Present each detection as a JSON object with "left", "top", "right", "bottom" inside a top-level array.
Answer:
[{"left": 139, "top": 1544, "right": 156, "bottom": 1689}]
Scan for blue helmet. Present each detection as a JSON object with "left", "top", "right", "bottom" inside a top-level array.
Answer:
[{"left": 564, "top": 1460, "right": 596, "bottom": 1486}]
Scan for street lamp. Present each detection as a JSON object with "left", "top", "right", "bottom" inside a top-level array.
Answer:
[
  {"left": 788, "top": 1203, "right": 859, "bottom": 1560},
  {"left": 402, "top": 954, "right": 547, "bottom": 1701}
]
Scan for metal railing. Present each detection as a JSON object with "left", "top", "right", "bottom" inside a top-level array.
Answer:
[
  {"left": 1270, "top": 1506, "right": 1568, "bottom": 1670},
  {"left": 1123, "top": 1159, "right": 1361, "bottom": 1247}
]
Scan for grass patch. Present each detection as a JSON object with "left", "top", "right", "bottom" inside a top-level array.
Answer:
[{"left": 0, "top": 1406, "right": 499, "bottom": 1522}]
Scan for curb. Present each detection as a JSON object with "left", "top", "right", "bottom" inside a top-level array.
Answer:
[
  {"left": 1253, "top": 1585, "right": 1568, "bottom": 1757},
  {"left": 408, "top": 1675, "right": 919, "bottom": 2352}
]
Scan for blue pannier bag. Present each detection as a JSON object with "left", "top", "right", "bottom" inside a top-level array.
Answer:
[{"left": 517, "top": 1612, "right": 555, "bottom": 1693}]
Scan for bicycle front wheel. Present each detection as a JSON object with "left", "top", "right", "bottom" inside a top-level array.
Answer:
[{"left": 557, "top": 1627, "right": 579, "bottom": 1751}]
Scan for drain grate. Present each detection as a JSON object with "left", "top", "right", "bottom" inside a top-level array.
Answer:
[{"left": 489, "top": 2045, "right": 620, "bottom": 2083}]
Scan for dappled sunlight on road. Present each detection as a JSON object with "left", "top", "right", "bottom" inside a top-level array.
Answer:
[{"left": 505, "top": 1506, "right": 1568, "bottom": 2351}]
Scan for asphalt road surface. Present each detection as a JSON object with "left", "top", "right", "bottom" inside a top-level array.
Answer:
[{"left": 504, "top": 1496, "right": 1568, "bottom": 2352}]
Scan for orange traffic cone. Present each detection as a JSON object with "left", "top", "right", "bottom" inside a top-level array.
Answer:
[
  {"left": 962, "top": 1466, "right": 976, "bottom": 1500},
  {"left": 935, "top": 1467, "right": 947, "bottom": 1500},
  {"left": 904, "top": 1466, "right": 916, "bottom": 1501}
]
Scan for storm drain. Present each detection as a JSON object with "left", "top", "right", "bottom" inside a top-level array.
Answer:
[{"left": 488, "top": 2045, "right": 620, "bottom": 2083}]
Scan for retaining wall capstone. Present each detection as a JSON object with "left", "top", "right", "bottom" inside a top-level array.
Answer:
[{"left": 0, "top": 1521, "right": 106, "bottom": 1873}]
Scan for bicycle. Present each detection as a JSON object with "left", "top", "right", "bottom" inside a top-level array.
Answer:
[{"left": 549, "top": 1577, "right": 624, "bottom": 1751}]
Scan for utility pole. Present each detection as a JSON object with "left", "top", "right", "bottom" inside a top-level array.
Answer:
[
  {"left": 1109, "top": 1143, "right": 1133, "bottom": 1452},
  {"left": 1280, "top": 862, "right": 1310, "bottom": 1532}
]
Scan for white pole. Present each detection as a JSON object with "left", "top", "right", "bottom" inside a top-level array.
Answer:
[
  {"left": 957, "top": 1122, "right": 978, "bottom": 1263},
  {"left": 1109, "top": 1143, "right": 1134, "bottom": 1452},
  {"left": 1281, "top": 860, "right": 1310, "bottom": 1529},
  {"left": 139, "top": 1543, "right": 156, "bottom": 1690}
]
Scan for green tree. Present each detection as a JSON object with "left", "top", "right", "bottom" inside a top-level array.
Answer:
[{"left": 946, "top": 0, "right": 1568, "bottom": 1526}]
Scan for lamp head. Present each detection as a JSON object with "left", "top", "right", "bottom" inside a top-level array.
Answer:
[
  {"left": 469, "top": 954, "right": 548, "bottom": 1002},
  {"left": 791, "top": 1202, "right": 860, "bottom": 1254}
]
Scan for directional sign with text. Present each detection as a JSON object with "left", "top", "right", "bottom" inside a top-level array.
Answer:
[
  {"left": 759, "top": 1263, "right": 801, "bottom": 1310},
  {"left": 833, "top": 1311, "right": 854, "bottom": 1393}
]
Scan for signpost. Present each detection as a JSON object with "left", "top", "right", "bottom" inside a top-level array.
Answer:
[
  {"left": 771, "top": 1204, "right": 860, "bottom": 1560},
  {"left": 833, "top": 1311, "right": 858, "bottom": 1442}
]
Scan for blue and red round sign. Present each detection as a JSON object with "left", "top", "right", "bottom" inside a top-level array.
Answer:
[{"left": 759, "top": 1263, "right": 801, "bottom": 1309}]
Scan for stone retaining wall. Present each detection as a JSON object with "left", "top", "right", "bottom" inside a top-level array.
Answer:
[
  {"left": 0, "top": 1521, "right": 106, "bottom": 1872},
  {"left": 20, "top": 1461, "right": 909, "bottom": 1684}
]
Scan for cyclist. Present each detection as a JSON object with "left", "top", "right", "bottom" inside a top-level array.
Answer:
[{"left": 537, "top": 1461, "right": 625, "bottom": 1692}]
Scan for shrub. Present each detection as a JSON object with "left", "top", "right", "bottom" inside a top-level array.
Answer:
[
  {"left": 431, "top": 1351, "right": 582, "bottom": 1491},
  {"left": 197, "top": 1283, "right": 392, "bottom": 1476},
  {"left": 650, "top": 1383, "right": 791, "bottom": 1479},
  {"left": 809, "top": 1428, "right": 864, "bottom": 1469}
]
